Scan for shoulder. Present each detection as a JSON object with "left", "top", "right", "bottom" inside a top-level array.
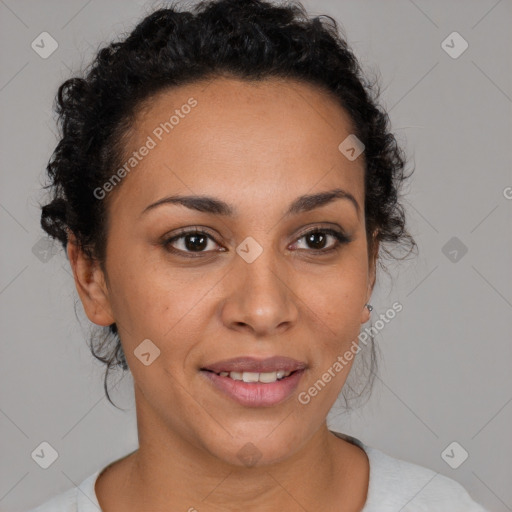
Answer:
[
  {"left": 25, "top": 470, "right": 101, "bottom": 512},
  {"left": 363, "top": 444, "right": 489, "bottom": 512}
]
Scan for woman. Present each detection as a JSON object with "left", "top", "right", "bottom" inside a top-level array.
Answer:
[{"left": 30, "top": 0, "right": 488, "bottom": 510}]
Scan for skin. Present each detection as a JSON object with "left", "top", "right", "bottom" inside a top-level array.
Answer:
[{"left": 67, "top": 76, "right": 379, "bottom": 511}]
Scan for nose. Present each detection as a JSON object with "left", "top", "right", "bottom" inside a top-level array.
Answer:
[{"left": 219, "top": 249, "right": 299, "bottom": 338}]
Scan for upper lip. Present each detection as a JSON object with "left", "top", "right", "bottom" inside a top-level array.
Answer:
[{"left": 201, "top": 356, "right": 307, "bottom": 374}]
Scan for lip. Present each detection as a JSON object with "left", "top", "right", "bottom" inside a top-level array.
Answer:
[
  {"left": 201, "top": 356, "right": 307, "bottom": 374},
  {"left": 200, "top": 368, "right": 306, "bottom": 407}
]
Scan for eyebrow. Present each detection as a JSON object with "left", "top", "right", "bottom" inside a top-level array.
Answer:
[{"left": 140, "top": 187, "right": 360, "bottom": 219}]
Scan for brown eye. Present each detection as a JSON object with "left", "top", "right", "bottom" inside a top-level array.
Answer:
[
  {"left": 291, "top": 228, "right": 351, "bottom": 253},
  {"left": 162, "top": 229, "right": 223, "bottom": 257},
  {"left": 305, "top": 231, "right": 329, "bottom": 250},
  {"left": 180, "top": 233, "right": 209, "bottom": 251}
]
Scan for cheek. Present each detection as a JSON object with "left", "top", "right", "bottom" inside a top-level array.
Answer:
[
  {"left": 108, "top": 243, "right": 198, "bottom": 318},
  {"left": 297, "top": 260, "right": 368, "bottom": 339},
  {"left": 113, "top": 262, "right": 218, "bottom": 369},
  {"left": 293, "top": 264, "right": 368, "bottom": 411}
]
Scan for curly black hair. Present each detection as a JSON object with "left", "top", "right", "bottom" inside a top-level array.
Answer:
[{"left": 39, "top": 0, "right": 417, "bottom": 409}]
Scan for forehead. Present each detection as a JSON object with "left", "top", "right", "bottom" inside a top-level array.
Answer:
[{"left": 110, "top": 76, "right": 365, "bottom": 216}]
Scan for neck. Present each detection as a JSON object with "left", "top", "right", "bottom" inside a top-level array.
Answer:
[{"left": 112, "top": 387, "right": 368, "bottom": 511}]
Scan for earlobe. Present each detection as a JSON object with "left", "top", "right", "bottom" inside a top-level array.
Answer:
[
  {"left": 361, "top": 302, "right": 372, "bottom": 324},
  {"left": 66, "top": 230, "right": 115, "bottom": 327},
  {"left": 361, "top": 234, "right": 379, "bottom": 324}
]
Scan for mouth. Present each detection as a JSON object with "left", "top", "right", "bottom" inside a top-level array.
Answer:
[
  {"left": 201, "top": 368, "right": 301, "bottom": 383},
  {"left": 199, "top": 368, "right": 306, "bottom": 408},
  {"left": 199, "top": 356, "right": 307, "bottom": 407}
]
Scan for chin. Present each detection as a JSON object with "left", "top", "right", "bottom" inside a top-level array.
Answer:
[{"left": 200, "top": 423, "right": 306, "bottom": 468}]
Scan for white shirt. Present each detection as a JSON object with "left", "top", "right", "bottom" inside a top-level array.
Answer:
[{"left": 27, "top": 431, "right": 488, "bottom": 512}]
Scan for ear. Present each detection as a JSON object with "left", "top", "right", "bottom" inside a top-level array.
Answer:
[
  {"left": 361, "top": 230, "right": 379, "bottom": 325},
  {"left": 66, "top": 230, "right": 115, "bottom": 327}
]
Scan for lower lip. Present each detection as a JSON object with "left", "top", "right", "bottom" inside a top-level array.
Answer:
[{"left": 200, "top": 370, "right": 305, "bottom": 407}]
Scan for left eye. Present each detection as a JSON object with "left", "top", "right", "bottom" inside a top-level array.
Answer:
[{"left": 291, "top": 228, "right": 349, "bottom": 252}]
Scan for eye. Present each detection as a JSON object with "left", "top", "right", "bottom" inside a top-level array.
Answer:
[
  {"left": 290, "top": 228, "right": 351, "bottom": 254},
  {"left": 162, "top": 227, "right": 224, "bottom": 258}
]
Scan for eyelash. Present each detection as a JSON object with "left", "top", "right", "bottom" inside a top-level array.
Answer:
[{"left": 161, "top": 226, "right": 351, "bottom": 258}]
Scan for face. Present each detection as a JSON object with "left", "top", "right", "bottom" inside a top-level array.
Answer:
[{"left": 70, "top": 76, "right": 377, "bottom": 467}]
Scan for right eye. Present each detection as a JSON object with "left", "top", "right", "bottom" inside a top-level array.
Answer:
[{"left": 162, "top": 228, "right": 225, "bottom": 258}]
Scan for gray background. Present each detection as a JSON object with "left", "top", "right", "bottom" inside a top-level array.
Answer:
[{"left": 1, "top": 0, "right": 511, "bottom": 511}]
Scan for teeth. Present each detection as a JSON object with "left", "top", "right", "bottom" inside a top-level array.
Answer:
[
  {"left": 242, "top": 372, "right": 259, "bottom": 383},
  {"left": 218, "top": 370, "right": 293, "bottom": 383},
  {"left": 259, "top": 371, "right": 277, "bottom": 383}
]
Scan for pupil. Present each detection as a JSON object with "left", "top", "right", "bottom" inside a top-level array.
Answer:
[
  {"left": 307, "top": 232, "right": 326, "bottom": 249},
  {"left": 185, "top": 234, "right": 207, "bottom": 251}
]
